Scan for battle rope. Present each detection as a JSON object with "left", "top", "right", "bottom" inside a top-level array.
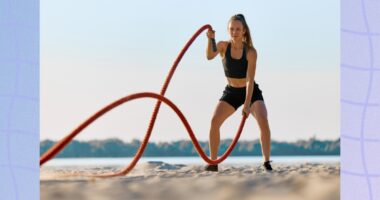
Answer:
[{"left": 40, "top": 24, "right": 248, "bottom": 177}]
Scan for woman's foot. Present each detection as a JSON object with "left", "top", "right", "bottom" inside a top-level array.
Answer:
[
  {"left": 205, "top": 164, "right": 218, "bottom": 172},
  {"left": 263, "top": 161, "right": 273, "bottom": 171}
]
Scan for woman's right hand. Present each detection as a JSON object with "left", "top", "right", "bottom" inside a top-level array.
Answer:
[
  {"left": 206, "top": 29, "right": 215, "bottom": 39},
  {"left": 206, "top": 29, "right": 218, "bottom": 59}
]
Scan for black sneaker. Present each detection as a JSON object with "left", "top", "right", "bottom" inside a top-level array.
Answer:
[
  {"left": 205, "top": 164, "right": 218, "bottom": 172},
  {"left": 263, "top": 161, "right": 273, "bottom": 171}
]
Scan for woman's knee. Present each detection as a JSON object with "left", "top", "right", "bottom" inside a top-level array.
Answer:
[
  {"left": 256, "top": 113, "right": 270, "bottom": 129},
  {"left": 211, "top": 115, "right": 223, "bottom": 129},
  {"left": 254, "top": 109, "right": 267, "bottom": 120}
]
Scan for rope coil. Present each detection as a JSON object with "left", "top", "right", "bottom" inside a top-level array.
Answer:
[{"left": 40, "top": 24, "right": 248, "bottom": 177}]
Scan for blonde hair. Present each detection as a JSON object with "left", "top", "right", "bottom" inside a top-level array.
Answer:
[{"left": 228, "top": 14, "right": 253, "bottom": 49}]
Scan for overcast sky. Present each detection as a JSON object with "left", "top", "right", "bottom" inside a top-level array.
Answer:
[{"left": 41, "top": 0, "right": 339, "bottom": 142}]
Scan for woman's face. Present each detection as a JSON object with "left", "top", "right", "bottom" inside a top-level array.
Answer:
[{"left": 228, "top": 20, "right": 245, "bottom": 42}]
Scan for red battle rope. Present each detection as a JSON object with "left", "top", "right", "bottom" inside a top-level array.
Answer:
[{"left": 40, "top": 25, "right": 248, "bottom": 177}]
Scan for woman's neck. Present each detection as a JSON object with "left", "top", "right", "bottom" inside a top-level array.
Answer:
[{"left": 230, "top": 39, "right": 244, "bottom": 49}]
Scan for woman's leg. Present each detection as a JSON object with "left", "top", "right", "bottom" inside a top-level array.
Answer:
[
  {"left": 250, "top": 100, "right": 271, "bottom": 162},
  {"left": 209, "top": 101, "right": 235, "bottom": 160}
]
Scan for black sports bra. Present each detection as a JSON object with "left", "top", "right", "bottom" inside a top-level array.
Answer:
[{"left": 222, "top": 42, "right": 248, "bottom": 79}]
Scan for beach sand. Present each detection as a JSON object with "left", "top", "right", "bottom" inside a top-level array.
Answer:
[{"left": 41, "top": 161, "right": 340, "bottom": 200}]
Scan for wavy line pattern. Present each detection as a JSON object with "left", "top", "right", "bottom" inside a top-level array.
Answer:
[{"left": 341, "top": 0, "right": 380, "bottom": 199}]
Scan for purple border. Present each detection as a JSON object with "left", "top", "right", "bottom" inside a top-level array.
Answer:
[
  {"left": 0, "top": 0, "right": 39, "bottom": 199},
  {"left": 0, "top": 0, "right": 379, "bottom": 199},
  {"left": 341, "top": 0, "right": 380, "bottom": 199}
]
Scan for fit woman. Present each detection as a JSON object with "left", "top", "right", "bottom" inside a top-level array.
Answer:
[{"left": 205, "top": 14, "right": 272, "bottom": 172}]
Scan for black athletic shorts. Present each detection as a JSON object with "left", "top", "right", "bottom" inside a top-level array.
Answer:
[{"left": 219, "top": 83, "right": 264, "bottom": 110}]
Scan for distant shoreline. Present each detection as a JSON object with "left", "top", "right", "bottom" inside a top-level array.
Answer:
[
  {"left": 40, "top": 137, "right": 340, "bottom": 158},
  {"left": 45, "top": 156, "right": 340, "bottom": 167},
  {"left": 51, "top": 155, "right": 341, "bottom": 158}
]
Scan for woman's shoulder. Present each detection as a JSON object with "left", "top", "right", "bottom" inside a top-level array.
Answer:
[
  {"left": 247, "top": 46, "right": 257, "bottom": 55},
  {"left": 246, "top": 46, "right": 257, "bottom": 60},
  {"left": 217, "top": 41, "right": 230, "bottom": 54}
]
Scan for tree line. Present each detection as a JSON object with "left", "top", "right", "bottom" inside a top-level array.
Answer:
[{"left": 40, "top": 137, "right": 340, "bottom": 157}]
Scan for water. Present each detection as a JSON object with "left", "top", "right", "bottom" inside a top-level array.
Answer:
[{"left": 44, "top": 156, "right": 340, "bottom": 166}]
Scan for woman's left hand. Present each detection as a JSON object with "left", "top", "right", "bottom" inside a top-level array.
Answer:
[{"left": 242, "top": 105, "right": 250, "bottom": 117}]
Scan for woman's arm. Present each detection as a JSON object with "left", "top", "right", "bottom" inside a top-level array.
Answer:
[
  {"left": 206, "top": 30, "right": 224, "bottom": 60},
  {"left": 242, "top": 48, "right": 257, "bottom": 116}
]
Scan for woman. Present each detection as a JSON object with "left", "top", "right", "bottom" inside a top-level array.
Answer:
[{"left": 205, "top": 14, "right": 272, "bottom": 172}]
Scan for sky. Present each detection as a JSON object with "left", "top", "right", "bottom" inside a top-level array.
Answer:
[{"left": 41, "top": 0, "right": 340, "bottom": 142}]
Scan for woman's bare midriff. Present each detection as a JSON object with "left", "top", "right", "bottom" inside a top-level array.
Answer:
[{"left": 227, "top": 77, "right": 246, "bottom": 88}]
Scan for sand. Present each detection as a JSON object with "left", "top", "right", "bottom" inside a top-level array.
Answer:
[{"left": 40, "top": 161, "right": 340, "bottom": 200}]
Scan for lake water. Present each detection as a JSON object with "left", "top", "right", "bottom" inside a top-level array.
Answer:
[{"left": 44, "top": 156, "right": 340, "bottom": 166}]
